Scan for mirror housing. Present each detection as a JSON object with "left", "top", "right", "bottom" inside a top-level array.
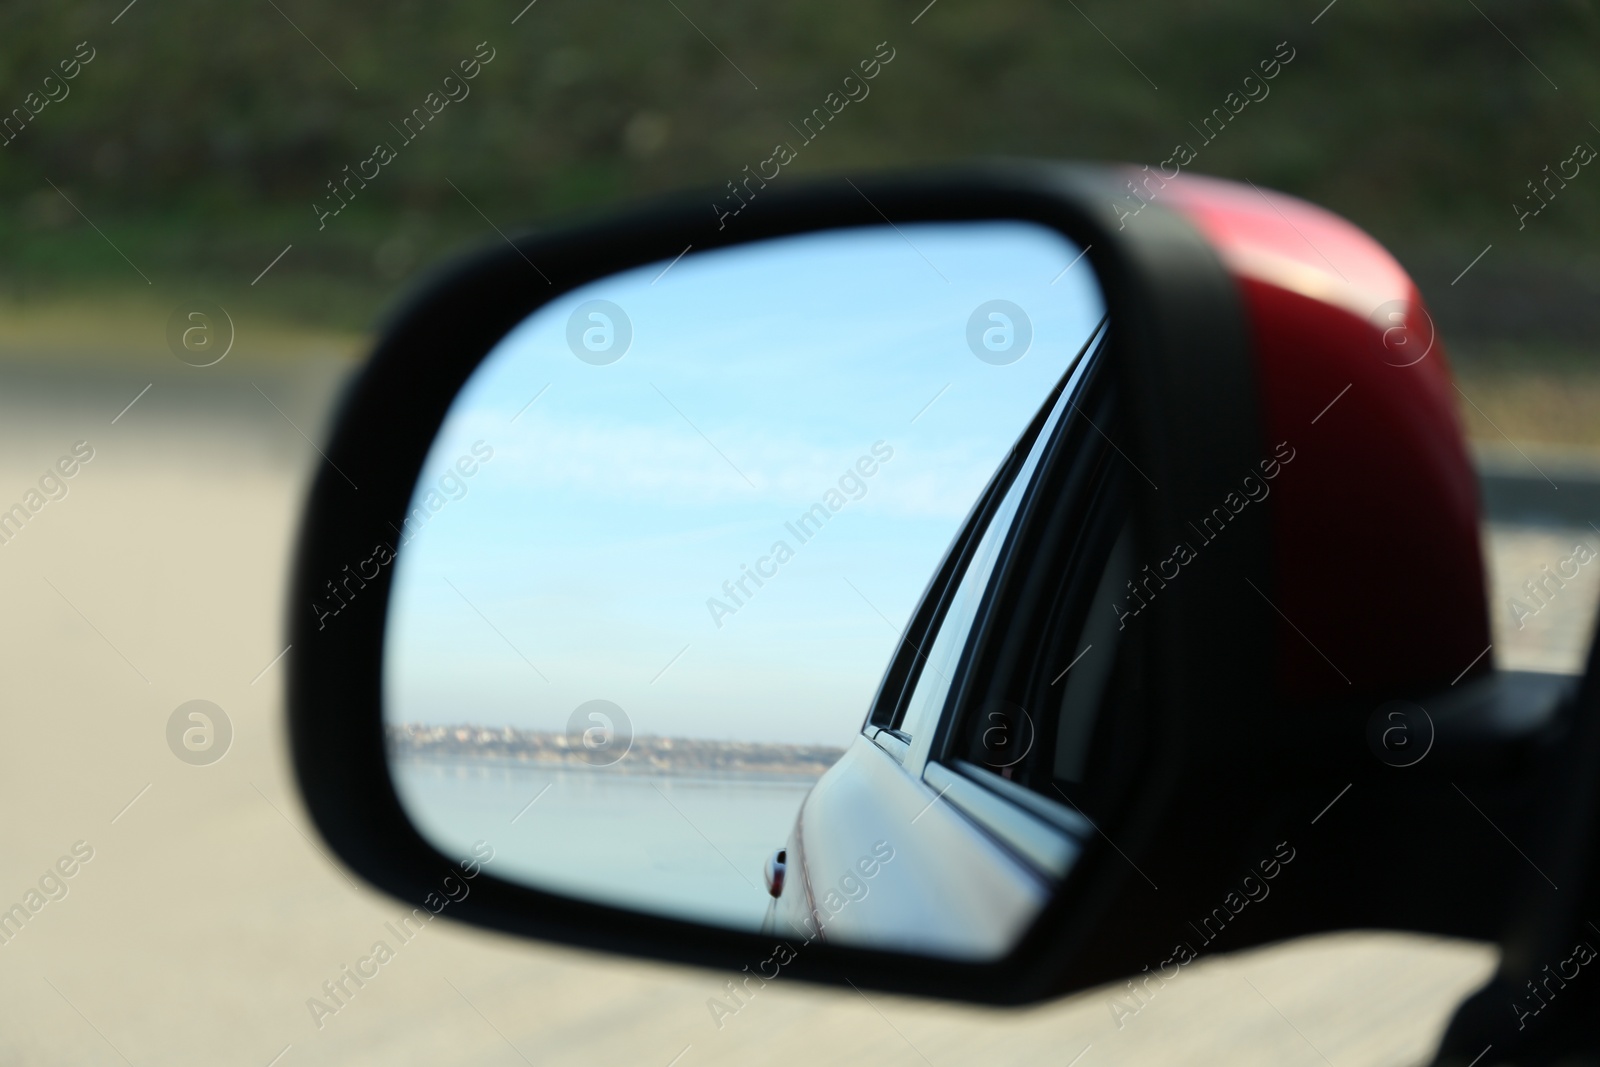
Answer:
[{"left": 289, "top": 160, "right": 1555, "bottom": 1005}]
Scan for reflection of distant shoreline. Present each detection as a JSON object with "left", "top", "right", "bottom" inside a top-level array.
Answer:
[{"left": 388, "top": 724, "right": 844, "bottom": 779}]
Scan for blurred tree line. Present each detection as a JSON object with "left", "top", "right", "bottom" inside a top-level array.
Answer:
[{"left": 2, "top": 0, "right": 1597, "bottom": 331}]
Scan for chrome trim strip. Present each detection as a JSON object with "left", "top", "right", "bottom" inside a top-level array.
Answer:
[
  {"left": 923, "top": 762, "right": 1080, "bottom": 880},
  {"left": 950, "top": 761, "right": 1096, "bottom": 839},
  {"left": 871, "top": 729, "right": 911, "bottom": 763}
]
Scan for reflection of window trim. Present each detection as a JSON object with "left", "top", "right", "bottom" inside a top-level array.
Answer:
[
  {"left": 879, "top": 458, "right": 1022, "bottom": 736},
  {"left": 865, "top": 726, "right": 910, "bottom": 763},
  {"left": 922, "top": 761, "right": 1080, "bottom": 880},
  {"left": 899, "top": 327, "right": 1111, "bottom": 776},
  {"left": 869, "top": 317, "right": 1108, "bottom": 739},
  {"left": 930, "top": 329, "right": 1119, "bottom": 792},
  {"left": 949, "top": 760, "right": 1094, "bottom": 838}
]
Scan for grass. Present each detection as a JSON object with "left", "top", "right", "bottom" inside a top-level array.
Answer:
[
  {"left": 0, "top": 291, "right": 366, "bottom": 370},
  {"left": 1454, "top": 343, "right": 1600, "bottom": 450}
]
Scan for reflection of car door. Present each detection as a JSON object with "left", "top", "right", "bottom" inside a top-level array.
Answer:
[{"left": 768, "top": 326, "right": 1127, "bottom": 960}]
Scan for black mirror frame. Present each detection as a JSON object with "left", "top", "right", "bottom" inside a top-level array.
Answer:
[{"left": 286, "top": 160, "right": 1272, "bottom": 1005}]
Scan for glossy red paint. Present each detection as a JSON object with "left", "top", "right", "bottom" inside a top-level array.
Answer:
[{"left": 1157, "top": 172, "right": 1490, "bottom": 701}]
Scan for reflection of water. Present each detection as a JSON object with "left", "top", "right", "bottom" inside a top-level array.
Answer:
[{"left": 393, "top": 757, "right": 816, "bottom": 930}]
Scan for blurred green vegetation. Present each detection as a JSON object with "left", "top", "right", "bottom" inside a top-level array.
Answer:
[
  {"left": 1451, "top": 341, "right": 1600, "bottom": 448},
  {"left": 2, "top": 0, "right": 1598, "bottom": 333}
]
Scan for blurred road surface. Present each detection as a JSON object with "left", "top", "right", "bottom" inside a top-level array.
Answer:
[{"left": 4, "top": 340, "right": 1592, "bottom": 1067}]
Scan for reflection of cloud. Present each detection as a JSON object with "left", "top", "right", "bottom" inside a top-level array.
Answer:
[
  {"left": 450, "top": 415, "right": 1008, "bottom": 520},
  {"left": 489, "top": 420, "right": 763, "bottom": 499},
  {"left": 867, "top": 463, "right": 994, "bottom": 520}
]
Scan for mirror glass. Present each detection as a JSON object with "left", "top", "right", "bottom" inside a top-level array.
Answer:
[{"left": 382, "top": 221, "right": 1107, "bottom": 957}]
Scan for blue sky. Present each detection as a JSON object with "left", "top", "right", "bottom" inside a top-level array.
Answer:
[{"left": 383, "top": 221, "right": 1105, "bottom": 745}]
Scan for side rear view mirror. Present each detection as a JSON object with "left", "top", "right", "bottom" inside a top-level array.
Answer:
[{"left": 288, "top": 162, "right": 1589, "bottom": 1016}]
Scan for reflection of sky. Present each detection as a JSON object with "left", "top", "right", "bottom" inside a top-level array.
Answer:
[{"left": 383, "top": 221, "right": 1105, "bottom": 745}]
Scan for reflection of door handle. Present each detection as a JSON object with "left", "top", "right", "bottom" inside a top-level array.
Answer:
[{"left": 764, "top": 849, "right": 787, "bottom": 898}]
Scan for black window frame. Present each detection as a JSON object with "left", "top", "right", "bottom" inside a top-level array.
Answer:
[
  {"left": 857, "top": 329, "right": 1132, "bottom": 885},
  {"left": 864, "top": 320, "right": 1109, "bottom": 750},
  {"left": 930, "top": 350, "right": 1137, "bottom": 808}
]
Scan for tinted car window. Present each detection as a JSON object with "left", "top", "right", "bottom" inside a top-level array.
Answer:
[
  {"left": 894, "top": 462, "right": 1027, "bottom": 741},
  {"left": 893, "top": 342, "right": 1095, "bottom": 746}
]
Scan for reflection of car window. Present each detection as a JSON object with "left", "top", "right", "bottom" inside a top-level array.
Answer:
[
  {"left": 929, "top": 358, "right": 1131, "bottom": 810},
  {"left": 1052, "top": 519, "right": 1133, "bottom": 784},
  {"left": 895, "top": 464, "right": 1031, "bottom": 740},
  {"left": 893, "top": 348, "right": 1091, "bottom": 742}
]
